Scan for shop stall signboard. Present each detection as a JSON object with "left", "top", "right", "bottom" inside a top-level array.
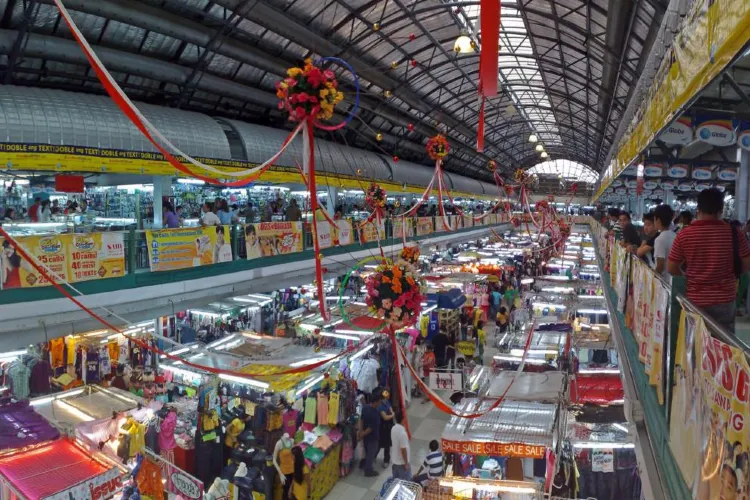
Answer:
[
  {"left": 428, "top": 370, "right": 463, "bottom": 391},
  {"left": 41, "top": 466, "right": 123, "bottom": 500},
  {"left": 145, "top": 226, "right": 232, "bottom": 271},
  {"left": 669, "top": 311, "right": 750, "bottom": 499},
  {"left": 336, "top": 220, "right": 353, "bottom": 245},
  {"left": 393, "top": 218, "right": 414, "bottom": 239},
  {"left": 416, "top": 217, "right": 434, "bottom": 235},
  {"left": 244, "top": 222, "right": 303, "bottom": 259},
  {"left": 441, "top": 439, "right": 546, "bottom": 459},
  {"left": 591, "top": 449, "right": 614, "bottom": 473},
  {"left": 359, "top": 219, "right": 386, "bottom": 243},
  {"left": 0, "top": 233, "right": 121, "bottom": 289},
  {"left": 164, "top": 461, "right": 204, "bottom": 499}
]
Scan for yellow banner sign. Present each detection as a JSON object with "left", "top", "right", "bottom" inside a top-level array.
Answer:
[
  {"left": 358, "top": 219, "right": 385, "bottom": 243},
  {"left": 244, "top": 222, "right": 303, "bottom": 260},
  {"left": 1, "top": 233, "right": 125, "bottom": 289},
  {"left": 145, "top": 226, "right": 231, "bottom": 272},
  {"left": 670, "top": 311, "right": 750, "bottom": 498}
]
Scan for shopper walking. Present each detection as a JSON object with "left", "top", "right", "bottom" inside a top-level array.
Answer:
[
  {"left": 668, "top": 188, "right": 750, "bottom": 333},
  {"left": 607, "top": 208, "right": 622, "bottom": 241},
  {"left": 359, "top": 392, "right": 381, "bottom": 477},
  {"left": 38, "top": 200, "right": 51, "bottom": 223},
  {"left": 653, "top": 204, "right": 676, "bottom": 283},
  {"left": 378, "top": 390, "right": 395, "bottom": 469},
  {"left": 390, "top": 410, "right": 411, "bottom": 480}
]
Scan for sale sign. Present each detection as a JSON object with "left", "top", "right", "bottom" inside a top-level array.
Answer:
[{"left": 441, "top": 439, "right": 546, "bottom": 459}]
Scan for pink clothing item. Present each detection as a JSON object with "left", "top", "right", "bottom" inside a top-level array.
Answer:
[
  {"left": 316, "top": 393, "right": 329, "bottom": 425},
  {"left": 301, "top": 422, "right": 315, "bottom": 432},
  {"left": 282, "top": 410, "right": 299, "bottom": 437},
  {"left": 158, "top": 411, "right": 177, "bottom": 451}
]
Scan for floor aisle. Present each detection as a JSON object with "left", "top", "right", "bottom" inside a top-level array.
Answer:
[{"left": 324, "top": 339, "right": 501, "bottom": 500}]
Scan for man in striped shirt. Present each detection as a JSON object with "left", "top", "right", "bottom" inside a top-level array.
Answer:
[
  {"left": 413, "top": 439, "right": 444, "bottom": 486},
  {"left": 668, "top": 188, "right": 750, "bottom": 333},
  {"left": 607, "top": 208, "right": 622, "bottom": 241}
]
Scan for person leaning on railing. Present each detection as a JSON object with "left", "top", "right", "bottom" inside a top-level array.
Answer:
[{"left": 667, "top": 188, "right": 750, "bottom": 334}]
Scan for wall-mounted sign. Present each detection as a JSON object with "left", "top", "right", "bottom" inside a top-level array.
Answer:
[
  {"left": 644, "top": 164, "right": 663, "bottom": 177},
  {"left": 667, "top": 165, "right": 689, "bottom": 178},
  {"left": 658, "top": 116, "right": 693, "bottom": 145},
  {"left": 615, "top": 188, "right": 626, "bottom": 194},
  {"left": 678, "top": 182, "right": 694, "bottom": 191},
  {"left": 696, "top": 117, "right": 736, "bottom": 146},
  {"left": 643, "top": 180, "right": 659, "bottom": 190},
  {"left": 613, "top": 180, "right": 623, "bottom": 187},
  {"left": 661, "top": 180, "right": 676, "bottom": 190},
  {"left": 654, "top": 189, "right": 665, "bottom": 196},
  {"left": 695, "top": 183, "right": 712, "bottom": 191},
  {"left": 625, "top": 179, "right": 638, "bottom": 189},
  {"left": 692, "top": 167, "right": 712, "bottom": 180},
  {"left": 737, "top": 121, "right": 750, "bottom": 151},
  {"left": 717, "top": 168, "right": 737, "bottom": 181},
  {"left": 622, "top": 165, "right": 637, "bottom": 176}
]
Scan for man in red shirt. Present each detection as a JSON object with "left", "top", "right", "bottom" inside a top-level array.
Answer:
[
  {"left": 28, "top": 197, "right": 40, "bottom": 222},
  {"left": 668, "top": 188, "right": 750, "bottom": 333}
]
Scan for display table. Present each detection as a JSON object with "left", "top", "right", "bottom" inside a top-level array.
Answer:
[{"left": 273, "top": 443, "right": 341, "bottom": 500}]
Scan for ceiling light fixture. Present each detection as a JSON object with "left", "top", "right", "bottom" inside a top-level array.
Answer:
[
  {"left": 529, "top": 134, "right": 538, "bottom": 143},
  {"left": 535, "top": 144, "right": 544, "bottom": 152},
  {"left": 453, "top": 33, "right": 474, "bottom": 53},
  {"left": 541, "top": 152, "right": 548, "bottom": 159}
]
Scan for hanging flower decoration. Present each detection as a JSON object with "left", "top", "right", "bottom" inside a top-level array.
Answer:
[
  {"left": 514, "top": 168, "right": 530, "bottom": 185},
  {"left": 547, "top": 194, "right": 555, "bottom": 203},
  {"left": 365, "top": 261, "right": 424, "bottom": 328},
  {"left": 426, "top": 134, "right": 450, "bottom": 161},
  {"left": 535, "top": 200, "right": 549, "bottom": 211},
  {"left": 365, "top": 183, "right": 387, "bottom": 210},
  {"left": 400, "top": 245, "right": 420, "bottom": 265},
  {"left": 488, "top": 160, "right": 497, "bottom": 172},
  {"left": 503, "top": 184, "right": 515, "bottom": 196},
  {"left": 276, "top": 58, "right": 344, "bottom": 122}
]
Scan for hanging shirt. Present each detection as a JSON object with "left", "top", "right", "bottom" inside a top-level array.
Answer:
[
  {"left": 85, "top": 350, "right": 100, "bottom": 383},
  {"left": 282, "top": 410, "right": 299, "bottom": 436},
  {"left": 66, "top": 337, "right": 78, "bottom": 365},
  {"left": 316, "top": 393, "right": 329, "bottom": 426},
  {"left": 304, "top": 395, "right": 317, "bottom": 424},
  {"left": 328, "top": 392, "right": 340, "bottom": 426},
  {"left": 278, "top": 440, "right": 294, "bottom": 475},
  {"left": 350, "top": 358, "right": 379, "bottom": 394},
  {"left": 225, "top": 417, "right": 246, "bottom": 448},
  {"left": 100, "top": 346, "right": 112, "bottom": 378},
  {"left": 107, "top": 341, "right": 119, "bottom": 366},
  {"left": 49, "top": 338, "right": 65, "bottom": 369}
]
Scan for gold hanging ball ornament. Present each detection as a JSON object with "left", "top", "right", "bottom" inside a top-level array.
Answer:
[
  {"left": 373, "top": 22, "right": 380, "bottom": 31},
  {"left": 391, "top": 61, "right": 399, "bottom": 69},
  {"left": 314, "top": 346, "right": 321, "bottom": 353},
  {"left": 317, "top": 253, "right": 324, "bottom": 260},
  {"left": 384, "top": 90, "right": 393, "bottom": 98},
  {"left": 376, "top": 132, "right": 383, "bottom": 142}
]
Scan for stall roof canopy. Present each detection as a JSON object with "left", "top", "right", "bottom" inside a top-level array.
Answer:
[
  {"left": 0, "top": 0, "right": 666, "bottom": 182},
  {"left": 0, "top": 440, "right": 114, "bottom": 499},
  {"left": 443, "top": 399, "right": 557, "bottom": 449},
  {"left": 485, "top": 372, "right": 565, "bottom": 403}
]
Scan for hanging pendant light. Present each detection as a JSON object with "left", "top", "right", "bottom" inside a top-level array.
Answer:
[
  {"left": 535, "top": 144, "right": 544, "bottom": 152},
  {"left": 529, "top": 134, "right": 538, "bottom": 143},
  {"left": 454, "top": 32, "right": 474, "bottom": 53},
  {"left": 541, "top": 151, "right": 548, "bottom": 159}
]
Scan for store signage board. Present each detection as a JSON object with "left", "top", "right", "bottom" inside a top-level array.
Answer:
[
  {"left": 167, "top": 467, "right": 203, "bottom": 499},
  {"left": 428, "top": 371, "right": 463, "bottom": 391},
  {"left": 667, "top": 165, "right": 688, "bottom": 178},
  {"left": 660, "top": 180, "right": 676, "bottom": 190},
  {"left": 717, "top": 168, "right": 737, "bottom": 181},
  {"left": 695, "top": 183, "right": 711, "bottom": 191},
  {"left": 612, "top": 180, "right": 623, "bottom": 187},
  {"left": 677, "top": 182, "right": 693, "bottom": 192},
  {"left": 441, "top": 439, "right": 546, "bottom": 459},
  {"left": 691, "top": 167, "right": 712, "bottom": 180},
  {"left": 643, "top": 165, "right": 663, "bottom": 177},
  {"left": 456, "top": 340, "right": 476, "bottom": 357},
  {"left": 696, "top": 118, "right": 736, "bottom": 146},
  {"left": 41, "top": 467, "right": 123, "bottom": 500},
  {"left": 739, "top": 127, "right": 750, "bottom": 151},
  {"left": 642, "top": 181, "right": 658, "bottom": 190},
  {"left": 624, "top": 179, "right": 638, "bottom": 189},
  {"left": 658, "top": 116, "right": 693, "bottom": 145}
]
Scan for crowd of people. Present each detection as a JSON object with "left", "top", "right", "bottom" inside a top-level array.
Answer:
[{"left": 607, "top": 188, "right": 750, "bottom": 334}]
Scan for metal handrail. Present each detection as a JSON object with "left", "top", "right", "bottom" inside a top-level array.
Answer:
[{"left": 675, "top": 293, "right": 750, "bottom": 355}]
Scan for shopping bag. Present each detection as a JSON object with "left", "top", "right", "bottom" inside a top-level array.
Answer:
[{"left": 354, "top": 440, "right": 365, "bottom": 461}]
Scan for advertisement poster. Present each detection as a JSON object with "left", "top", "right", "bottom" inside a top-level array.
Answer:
[
  {"left": 591, "top": 449, "right": 614, "bottom": 473},
  {"left": 649, "top": 280, "right": 669, "bottom": 404},
  {"left": 462, "top": 215, "right": 473, "bottom": 228},
  {"left": 336, "top": 220, "right": 353, "bottom": 246},
  {"left": 146, "top": 226, "right": 232, "bottom": 271},
  {"left": 68, "top": 233, "right": 126, "bottom": 283},
  {"left": 316, "top": 221, "right": 332, "bottom": 250},
  {"left": 1, "top": 234, "right": 67, "bottom": 288},
  {"left": 244, "top": 222, "right": 303, "bottom": 260},
  {"left": 358, "top": 219, "right": 385, "bottom": 243},
  {"left": 435, "top": 215, "right": 455, "bottom": 232},
  {"left": 416, "top": 217, "right": 434, "bottom": 236},
  {"left": 670, "top": 311, "right": 750, "bottom": 498},
  {"left": 393, "top": 218, "right": 414, "bottom": 239},
  {"left": 441, "top": 439, "right": 545, "bottom": 459}
]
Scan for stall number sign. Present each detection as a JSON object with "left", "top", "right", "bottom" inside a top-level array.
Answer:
[
  {"left": 441, "top": 439, "right": 546, "bottom": 458},
  {"left": 170, "top": 470, "right": 203, "bottom": 499},
  {"left": 429, "top": 371, "right": 463, "bottom": 391}
]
